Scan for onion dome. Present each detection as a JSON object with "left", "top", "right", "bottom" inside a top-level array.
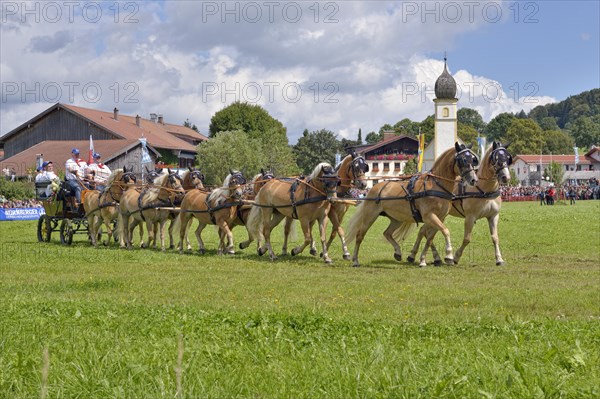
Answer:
[{"left": 434, "top": 57, "right": 457, "bottom": 99}]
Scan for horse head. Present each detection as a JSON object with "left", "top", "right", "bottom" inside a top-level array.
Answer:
[
  {"left": 227, "top": 170, "right": 247, "bottom": 200},
  {"left": 490, "top": 141, "right": 513, "bottom": 184},
  {"left": 313, "top": 163, "right": 339, "bottom": 200},
  {"left": 121, "top": 166, "right": 137, "bottom": 185},
  {"left": 348, "top": 152, "right": 369, "bottom": 190},
  {"left": 165, "top": 169, "right": 185, "bottom": 203},
  {"left": 454, "top": 142, "right": 479, "bottom": 186}
]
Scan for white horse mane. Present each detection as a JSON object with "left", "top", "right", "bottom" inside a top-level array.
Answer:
[
  {"left": 106, "top": 168, "right": 123, "bottom": 186},
  {"left": 208, "top": 173, "right": 235, "bottom": 205},
  {"left": 308, "top": 162, "right": 333, "bottom": 182}
]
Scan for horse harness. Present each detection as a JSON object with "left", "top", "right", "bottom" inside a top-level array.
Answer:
[{"left": 288, "top": 177, "right": 328, "bottom": 219}]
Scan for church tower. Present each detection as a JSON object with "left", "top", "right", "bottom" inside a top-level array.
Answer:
[{"left": 422, "top": 57, "right": 458, "bottom": 171}]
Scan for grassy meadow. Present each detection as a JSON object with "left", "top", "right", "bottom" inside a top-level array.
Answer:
[{"left": 0, "top": 200, "right": 599, "bottom": 398}]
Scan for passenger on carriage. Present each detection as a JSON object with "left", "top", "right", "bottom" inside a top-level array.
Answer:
[
  {"left": 35, "top": 161, "right": 59, "bottom": 198},
  {"left": 65, "top": 148, "right": 88, "bottom": 204},
  {"left": 86, "top": 153, "right": 111, "bottom": 191}
]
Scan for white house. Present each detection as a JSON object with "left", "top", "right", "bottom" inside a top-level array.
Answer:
[{"left": 511, "top": 149, "right": 600, "bottom": 186}]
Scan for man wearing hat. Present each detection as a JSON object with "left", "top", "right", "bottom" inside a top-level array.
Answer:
[
  {"left": 35, "top": 161, "right": 59, "bottom": 197},
  {"left": 65, "top": 148, "right": 88, "bottom": 204},
  {"left": 86, "top": 152, "right": 111, "bottom": 191}
]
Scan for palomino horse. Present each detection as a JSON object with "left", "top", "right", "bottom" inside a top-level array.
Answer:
[
  {"left": 119, "top": 169, "right": 185, "bottom": 250},
  {"left": 344, "top": 143, "right": 479, "bottom": 267},
  {"left": 84, "top": 167, "right": 137, "bottom": 247},
  {"left": 177, "top": 170, "right": 246, "bottom": 254},
  {"left": 308, "top": 150, "right": 369, "bottom": 260},
  {"left": 407, "top": 141, "right": 513, "bottom": 266},
  {"left": 246, "top": 163, "right": 339, "bottom": 263}
]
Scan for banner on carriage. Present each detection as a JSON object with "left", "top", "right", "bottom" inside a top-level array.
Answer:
[{"left": 0, "top": 207, "right": 45, "bottom": 221}]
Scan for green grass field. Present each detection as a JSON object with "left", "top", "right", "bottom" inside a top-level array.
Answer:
[{"left": 1, "top": 201, "right": 599, "bottom": 398}]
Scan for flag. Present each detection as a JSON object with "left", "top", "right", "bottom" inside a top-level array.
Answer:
[
  {"left": 476, "top": 136, "right": 486, "bottom": 159},
  {"left": 574, "top": 147, "right": 579, "bottom": 164},
  {"left": 88, "top": 135, "right": 94, "bottom": 164},
  {"left": 140, "top": 137, "right": 152, "bottom": 164},
  {"left": 417, "top": 133, "right": 425, "bottom": 172}
]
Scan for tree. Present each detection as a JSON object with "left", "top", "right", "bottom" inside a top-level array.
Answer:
[
  {"left": 183, "top": 118, "right": 199, "bottom": 132},
  {"left": 542, "top": 130, "right": 574, "bottom": 154},
  {"left": 505, "top": 119, "right": 544, "bottom": 155},
  {"left": 419, "top": 115, "right": 435, "bottom": 144},
  {"left": 458, "top": 122, "right": 479, "bottom": 148},
  {"left": 485, "top": 112, "right": 515, "bottom": 142},
  {"left": 457, "top": 108, "right": 486, "bottom": 131},
  {"left": 365, "top": 131, "right": 382, "bottom": 144},
  {"left": 544, "top": 161, "right": 565, "bottom": 186},
  {"left": 293, "top": 129, "right": 342, "bottom": 174},
  {"left": 208, "top": 101, "right": 297, "bottom": 176},
  {"left": 196, "top": 131, "right": 265, "bottom": 186},
  {"left": 393, "top": 118, "right": 420, "bottom": 137},
  {"left": 567, "top": 116, "right": 600, "bottom": 148},
  {"left": 357, "top": 128, "right": 362, "bottom": 144},
  {"left": 378, "top": 124, "right": 394, "bottom": 134},
  {"left": 509, "top": 169, "right": 519, "bottom": 186},
  {"left": 539, "top": 117, "right": 559, "bottom": 131},
  {"left": 403, "top": 157, "right": 417, "bottom": 175}
]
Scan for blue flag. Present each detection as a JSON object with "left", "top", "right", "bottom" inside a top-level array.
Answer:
[{"left": 140, "top": 138, "right": 152, "bottom": 164}]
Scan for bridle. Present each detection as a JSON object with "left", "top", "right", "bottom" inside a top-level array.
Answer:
[
  {"left": 489, "top": 146, "right": 513, "bottom": 178},
  {"left": 455, "top": 148, "right": 479, "bottom": 180}
]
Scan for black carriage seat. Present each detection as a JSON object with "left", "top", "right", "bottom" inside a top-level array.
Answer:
[{"left": 35, "top": 181, "right": 52, "bottom": 200}]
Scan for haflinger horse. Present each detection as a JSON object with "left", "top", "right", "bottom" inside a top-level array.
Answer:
[
  {"left": 177, "top": 170, "right": 246, "bottom": 255},
  {"left": 246, "top": 163, "right": 340, "bottom": 263},
  {"left": 344, "top": 142, "right": 479, "bottom": 267},
  {"left": 406, "top": 141, "right": 513, "bottom": 266},
  {"left": 119, "top": 169, "right": 185, "bottom": 251},
  {"left": 84, "top": 167, "right": 137, "bottom": 247},
  {"left": 311, "top": 150, "right": 369, "bottom": 260}
]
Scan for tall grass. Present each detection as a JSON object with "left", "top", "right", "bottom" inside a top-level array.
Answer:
[{"left": 0, "top": 201, "right": 598, "bottom": 398}]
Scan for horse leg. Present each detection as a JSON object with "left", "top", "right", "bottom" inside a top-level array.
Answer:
[
  {"left": 281, "top": 216, "right": 293, "bottom": 256},
  {"left": 291, "top": 218, "right": 312, "bottom": 257},
  {"left": 318, "top": 215, "right": 332, "bottom": 264},
  {"left": 382, "top": 218, "right": 403, "bottom": 262},
  {"left": 488, "top": 214, "right": 505, "bottom": 266},
  {"left": 454, "top": 215, "right": 477, "bottom": 265},
  {"left": 195, "top": 222, "right": 207, "bottom": 254},
  {"left": 330, "top": 211, "right": 350, "bottom": 261},
  {"left": 119, "top": 213, "right": 130, "bottom": 249},
  {"left": 407, "top": 225, "right": 426, "bottom": 263},
  {"left": 430, "top": 243, "right": 443, "bottom": 266},
  {"left": 421, "top": 213, "right": 454, "bottom": 265},
  {"left": 218, "top": 220, "right": 235, "bottom": 255},
  {"left": 308, "top": 219, "right": 318, "bottom": 256},
  {"left": 159, "top": 219, "right": 167, "bottom": 251},
  {"left": 177, "top": 213, "right": 190, "bottom": 253},
  {"left": 168, "top": 217, "right": 175, "bottom": 250},
  {"left": 260, "top": 208, "right": 277, "bottom": 260},
  {"left": 87, "top": 214, "right": 98, "bottom": 247}
]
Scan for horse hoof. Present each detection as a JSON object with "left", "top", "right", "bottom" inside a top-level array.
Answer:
[
  {"left": 310, "top": 248, "right": 318, "bottom": 256},
  {"left": 319, "top": 252, "right": 323, "bottom": 258},
  {"left": 161, "top": 248, "right": 166, "bottom": 252},
  {"left": 169, "top": 245, "right": 174, "bottom": 250},
  {"left": 453, "top": 259, "right": 459, "bottom": 265},
  {"left": 433, "top": 259, "right": 443, "bottom": 267},
  {"left": 270, "top": 256, "right": 278, "bottom": 262},
  {"left": 407, "top": 256, "right": 415, "bottom": 264},
  {"left": 199, "top": 249, "right": 206, "bottom": 255},
  {"left": 419, "top": 262, "right": 427, "bottom": 267},
  {"left": 496, "top": 261, "right": 505, "bottom": 266},
  {"left": 343, "top": 254, "right": 351, "bottom": 261},
  {"left": 324, "top": 259, "right": 332, "bottom": 264},
  {"left": 227, "top": 250, "right": 235, "bottom": 255},
  {"left": 444, "top": 258, "right": 454, "bottom": 265},
  {"left": 394, "top": 253, "right": 402, "bottom": 262},
  {"left": 352, "top": 263, "right": 360, "bottom": 268},
  {"left": 257, "top": 248, "right": 266, "bottom": 256},
  {"left": 239, "top": 243, "right": 245, "bottom": 250}
]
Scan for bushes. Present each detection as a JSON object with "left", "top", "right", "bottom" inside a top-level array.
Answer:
[{"left": 0, "top": 178, "right": 35, "bottom": 200}]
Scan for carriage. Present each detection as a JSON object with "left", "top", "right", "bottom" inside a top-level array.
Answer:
[{"left": 35, "top": 180, "right": 91, "bottom": 245}]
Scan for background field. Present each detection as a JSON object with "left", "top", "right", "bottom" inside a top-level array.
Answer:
[{"left": 1, "top": 201, "right": 599, "bottom": 398}]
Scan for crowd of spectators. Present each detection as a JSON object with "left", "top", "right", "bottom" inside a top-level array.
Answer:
[
  {"left": 0, "top": 197, "right": 43, "bottom": 208},
  {"left": 500, "top": 178, "right": 599, "bottom": 202}
]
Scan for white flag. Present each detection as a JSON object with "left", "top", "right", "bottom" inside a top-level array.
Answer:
[
  {"left": 574, "top": 147, "right": 579, "bottom": 164},
  {"left": 140, "top": 138, "right": 152, "bottom": 164}
]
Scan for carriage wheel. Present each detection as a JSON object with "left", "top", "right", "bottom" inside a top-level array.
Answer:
[
  {"left": 60, "top": 219, "right": 74, "bottom": 245},
  {"left": 37, "top": 215, "right": 52, "bottom": 242}
]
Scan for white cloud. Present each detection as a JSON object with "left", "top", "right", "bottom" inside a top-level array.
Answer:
[{"left": 0, "top": 1, "right": 560, "bottom": 143}]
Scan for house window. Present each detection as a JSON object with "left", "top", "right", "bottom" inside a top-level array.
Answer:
[
  {"left": 372, "top": 162, "right": 379, "bottom": 171},
  {"left": 442, "top": 107, "right": 449, "bottom": 117},
  {"left": 372, "top": 179, "right": 378, "bottom": 185},
  {"left": 590, "top": 165, "right": 594, "bottom": 171},
  {"left": 565, "top": 165, "right": 569, "bottom": 171},
  {"left": 383, "top": 162, "right": 389, "bottom": 171},
  {"left": 517, "top": 167, "right": 520, "bottom": 175},
  {"left": 576, "top": 164, "right": 581, "bottom": 171},
  {"left": 394, "top": 162, "right": 401, "bottom": 171}
]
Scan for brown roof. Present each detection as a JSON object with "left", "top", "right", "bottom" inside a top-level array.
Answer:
[
  {"left": 0, "top": 140, "right": 159, "bottom": 175},
  {"left": 60, "top": 104, "right": 207, "bottom": 152},
  {"left": 360, "top": 134, "right": 418, "bottom": 155},
  {"left": 515, "top": 155, "right": 591, "bottom": 165}
]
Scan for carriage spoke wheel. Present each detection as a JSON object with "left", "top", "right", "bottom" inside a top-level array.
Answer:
[
  {"left": 60, "top": 219, "right": 74, "bottom": 245},
  {"left": 37, "top": 215, "right": 52, "bottom": 242}
]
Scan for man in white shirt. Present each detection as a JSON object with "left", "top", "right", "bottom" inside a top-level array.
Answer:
[
  {"left": 35, "top": 161, "right": 59, "bottom": 197},
  {"left": 65, "top": 148, "right": 88, "bottom": 203},
  {"left": 86, "top": 153, "right": 111, "bottom": 191}
]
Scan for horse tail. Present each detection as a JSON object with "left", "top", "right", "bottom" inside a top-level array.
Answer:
[
  {"left": 245, "top": 203, "right": 264, "bottom": 241},
  {"left": 392, "top": 221, "right": 417, "bottom": 243},
  {"left": 344, "top": 200, "right": 380, "bottom": 244}
]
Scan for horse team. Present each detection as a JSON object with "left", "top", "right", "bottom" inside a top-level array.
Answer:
[{"left": 83, "top": 141, "right": 513, "bottom": 266}]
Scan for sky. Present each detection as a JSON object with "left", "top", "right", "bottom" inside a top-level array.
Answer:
[{"left": 1, "top": 0, "right": 598, "bottom": 144}]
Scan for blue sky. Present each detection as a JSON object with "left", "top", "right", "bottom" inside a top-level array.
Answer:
[{"left": 1, "top": 1, "right": 598, "bottom": 142}]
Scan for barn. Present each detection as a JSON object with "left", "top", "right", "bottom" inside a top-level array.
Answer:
[{"left": 0, "top": 104, "right": 208, "bottom": 176}]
